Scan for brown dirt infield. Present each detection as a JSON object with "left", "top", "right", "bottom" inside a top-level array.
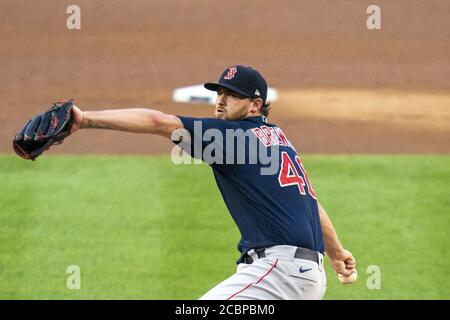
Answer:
[{"left": 1, "top": 1, "right": 449, "bottom": 155}]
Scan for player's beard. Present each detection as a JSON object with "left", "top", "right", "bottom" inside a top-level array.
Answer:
[{"left": 216, "top": 106, "right": 248, "bottom": 121}]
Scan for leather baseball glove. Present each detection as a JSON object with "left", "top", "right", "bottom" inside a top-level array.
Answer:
[{"left": 13, "top": 99, "right": 75, "bottom": 160}]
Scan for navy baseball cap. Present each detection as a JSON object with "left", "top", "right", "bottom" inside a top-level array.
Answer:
[{"left": 204, "top": 66, "right": 268, "bottom": 103}]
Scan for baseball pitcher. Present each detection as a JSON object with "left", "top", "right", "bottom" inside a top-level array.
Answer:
[{"left": 13, "top": 65, "right": 356, "bottom": 299}]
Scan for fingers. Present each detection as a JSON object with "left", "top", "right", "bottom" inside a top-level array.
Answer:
[
  {"left": 338, "top": 269, "right": 358, "bottom": 284},
  {"left": 343, "top": 252, "right": 356, "bottom": 273},
  {"left": 335, "top": 260, "right": 356, "bottom": 276},
  {"left": 331, "top": 260, "right": 347, "bottom": 275},
  {"left": 339, "top": 268, "right": 356, "bottom": 277},
  {"left": 342, "top": 250, "right": 356, "bottom": 266},
  {"left": 346, "top": 260, "right": 356, "bottom": 269},
  {"left": 340, "top": 270, "right": 355, "bottom": 277},
  {"left": 330, "top": 249, "right": 357, "bottom": 276}
]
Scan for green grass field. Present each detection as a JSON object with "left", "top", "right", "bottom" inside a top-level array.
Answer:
[{"left": 0, "top": 154, "right": 449, "bottom": 300}]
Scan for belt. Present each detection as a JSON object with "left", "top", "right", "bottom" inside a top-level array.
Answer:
[{"left": 242, "top": 246, "right": 320, "bottom": 264}]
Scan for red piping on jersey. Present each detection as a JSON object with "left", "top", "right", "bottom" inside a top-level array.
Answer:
[{"left": 226, "top": 259, "right": 279, "bottom": 300}]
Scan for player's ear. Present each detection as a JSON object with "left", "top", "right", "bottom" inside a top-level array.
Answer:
[{"left": 249, "top": 98, "right": 263, "bottom": 114}]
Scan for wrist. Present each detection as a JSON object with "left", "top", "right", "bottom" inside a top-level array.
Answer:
[
  {"left": 80, "top": 111, "right": 87, "bottom": 129},
  {"left": 80, "top": 111, "right": 95, "bottom": 129},
  {"left": 326, "top": 248, "right": 345, "bottom": 260}
]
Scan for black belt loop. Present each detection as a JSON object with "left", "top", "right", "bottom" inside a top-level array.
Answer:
[
  {"left": 255, "top": 248, "right": 266, "bottom": 259},
  {"left": 243, "top": 255, "right": 254, "bottom": 264}
]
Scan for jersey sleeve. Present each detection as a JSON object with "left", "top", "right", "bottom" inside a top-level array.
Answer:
[{"left": 173, "top": 116, "right": 240, "bottom": 164}]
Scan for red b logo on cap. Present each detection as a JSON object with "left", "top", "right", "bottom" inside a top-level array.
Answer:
[{"left": 224, "top": 66, "right": 237, "bottom": 80}]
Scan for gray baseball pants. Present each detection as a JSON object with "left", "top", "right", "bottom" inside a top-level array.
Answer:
[{"left": 199, "top": 245, "right": 326, "bottom": 300}]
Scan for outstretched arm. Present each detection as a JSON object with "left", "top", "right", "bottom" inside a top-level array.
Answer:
[
  {"left": 317, "top": 201, "right": 356, "bottom": 277},
  {"left": 71, "top": 105, "right": 183, "bottom": 139}
]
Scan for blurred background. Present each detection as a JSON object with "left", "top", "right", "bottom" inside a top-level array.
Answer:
[
  {"left": 1, "top": 0, "right": 449, "bottom": 154},
  {"left": 0, "top": 0, "right": 449, "bottom": 299}
]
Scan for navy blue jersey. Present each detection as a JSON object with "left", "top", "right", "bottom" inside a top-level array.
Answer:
[{"left": 175, "top": 115, "right": 324, "bottom": 257}]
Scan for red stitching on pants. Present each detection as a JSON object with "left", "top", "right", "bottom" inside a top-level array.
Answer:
[{"left": 226, "top": 259, "right": 279, "bottom": 300}]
